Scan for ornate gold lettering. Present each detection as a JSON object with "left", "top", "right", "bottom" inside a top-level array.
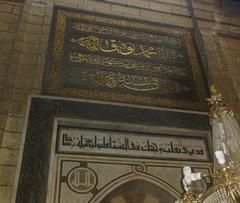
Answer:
[
  {"left": 70, "top": 36, "right": 183, "bottom": 60},
  {"left": 70, "top": 36, "right": 99, "bottom": 52},
  {"left": 69, "top": 52, "right": 187, "bottom": 77},
  {"left": 69, "top": 71, "right": 190, "bottom": 93},
  {"left": 99, "top": 39, "right": 136, "bottom": 55},
  {"left": 72, "top": 22, "right": 182, "bottom": 47}
]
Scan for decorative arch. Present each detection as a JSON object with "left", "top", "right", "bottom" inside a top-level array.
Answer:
[{"left": 89, "top": 172, "right": 181, "bottom": 203}]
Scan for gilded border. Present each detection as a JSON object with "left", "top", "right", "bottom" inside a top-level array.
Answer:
[{"left": 47, "top": 8, "right": 208, "bottom": 111}]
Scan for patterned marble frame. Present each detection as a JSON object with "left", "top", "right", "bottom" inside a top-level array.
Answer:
[{"left": 12, "top": 95, "right": 212, "bottom": 203}]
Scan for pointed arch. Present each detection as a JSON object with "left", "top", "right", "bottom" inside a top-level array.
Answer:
[{"left": 89, "top": 172, "right": 181, "bottom": 203}]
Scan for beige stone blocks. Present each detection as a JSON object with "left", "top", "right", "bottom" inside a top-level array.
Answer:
[
  {"left": 21, "top": 42, "right": 40, "bottom": 54},
  {"left": 12, "top": 89, "right": 31, "bottom": 103},
  {"left": 8, "top": 102, "right": 26, "bottom": 117},
  {"left": 0, "top": 2, "right": 23, "bottom": 122},
  {"left": 0, "top": 114, "right": 7, "bottom": 130},
  {"left": 29, "top": 4, "right": 46, "bottom": 17},
  {"left": 111, "top": 3, "right": 142, "bottom": 17},
  {"left": 28, "top": 15, "right": 44, "bottom": 24},
  {"left": 0, "top": 186, "right": 12, "bottom": 203},
  {"left": 40, "top": 33, "right": 49, "bottom": 44},
  {"left": 108, "top": 0, "right": 126, "bottom": 4},
  {"left": 1, "top": 132, "right": 21, "bottom": 149},
  {"left": 7, "top": 62, "right": 18, "bottom": 75},
  {"left": 27, "top": 24, "right": 43, "bottom": 34},
  {"left": 198, "top": 20, "right": 229, "bottom": 33},
  {"left": 87, "top": 0, "right": 191, "bottom": 17},
  {"left": 0, "top": 64, "right": 8, "bottom": 76},
  {"left": 1, "top": 42, "right": 14, "bottom": 53},
  {"left": 122, "top": 6, "right": 140, "bottom": 16},
  {"left": 110, "top": 0, "right": 192, "bottom": 27},
  {"left": 193, "top": 1, "right": 216, "bottom": 12},
  {"left": 0, "top": 13, "right": 19, "bottom": 24},
  {"left": 140, "top": 9, "right": 164, "bottom": 21},
  {"left": 42, "top": 24, "right": 50, "bottom": 34},
  {"left": 149, "top": 2, "right": 171, "bottom": 13},
  {"left": 228, "top": 65, "right": 240, "bottom": 75},
  {"left": 206, "top": 35, "right": 240, "bottom": 122},
  {"left": 24, "top": 33, "right": 41, "bottom": 43},
  {"left": 5, "top": 117, "right": 24, "bottom": 133},
  {"left": 84, "top": 0, "right": 112, "bottom": 12},
  {"left": 35, "top": 67, "right": 44, "bottom": 81},
  {"left": 163, "top": 13, "right": 192, "bottom": 27},
  {"left": 0, "top": 148, "right": 18, "bottom": 165},
  {"left": 171, "top": 5, "right": 189, "bottom": 16},
  {"left": 229, "top": 26, "right": 240, "bottom": 34},
  {"left": 214, "top": 15, "right": 232, "bottom": 24},
  {"left": 0, "top": 4, "right": 13, "bottom": 13},
  {"left": 0, "top": 53, "right": 11, "bottom": 65},
  {"left": 195, "top": 10, "right": 213, "bottom": 20},
  {"left": 13, "top": 6, "right": 22, "bottom": 15},
  {"left": 0, "top": 33, "right": 15, "bottom": 42},
  {"left": 0, "top": 166, "right": 16, "bottom": 185},
  {"left": 44, "top": 16, "right": 51, "bottom": 25},
  {"left": 228, "top": 41, "right": 240, "bottom": 51},
  {"left": 0, "top": 22, "right": 9, "bottom": 32},
  {"left": 153, "top": 0, "right": 186, "bottom": 6},
  {"left": 232, "top": 17, "right": 240, "bottom": 26},
  {"left": 5, "top": 74, "right": 15, "bottom": 87},
  {"left": 32, "top": 76, "right": 43, "bottom": 90},
  {"left": 55, "top": 0, "right": 83, "bottom": 7},
  {"left": 205, "top": 42, "right": 218, "bottom": 52},
  {"left": 111, "top": 4, "right": 125, "bottom": 14},
  {"left": 193, "top": 0, "right": 240, "bottom": 31},
  {"left": 19, "top": 54, "right": 37, "bottom": 65},
  {"left": 111, "top": 4, "right": 140, "bottom": 16},
  {"left": 0, "top": 101, "right": 9, "bottom": 115},
  {"left": 45, "top": 7, "right": 53, "bottom": 17},
  {"left": 127, "top": 0, "right": 149, "bottom": 9},
  {"left": 14, "top": 76, "right": 33, "bottom": 90},
  {"left": 2, "top": 88, "right": 13, "bottom": 102}
]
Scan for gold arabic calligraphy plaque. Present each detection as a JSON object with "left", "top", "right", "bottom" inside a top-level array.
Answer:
[{"left": 43, "top": 7, "right": 209, "bottom": 111}]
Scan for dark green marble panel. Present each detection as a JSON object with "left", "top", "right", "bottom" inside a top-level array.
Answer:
[{"left": 43, "top": 6, "right": 209, "bottom": 111}]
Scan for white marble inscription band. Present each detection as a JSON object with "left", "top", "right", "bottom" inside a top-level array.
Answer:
[{"left": 57, "top": 127, "right": 209, "bottom": 161}]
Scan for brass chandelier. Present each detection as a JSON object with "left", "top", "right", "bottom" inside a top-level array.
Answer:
[{"left": 176, "top": 86, "right": 240, "bottom": 203}]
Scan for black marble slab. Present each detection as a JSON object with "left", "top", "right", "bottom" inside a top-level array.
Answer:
[{"left": 43, "top": 6, "right": 209, "bottom": 111}]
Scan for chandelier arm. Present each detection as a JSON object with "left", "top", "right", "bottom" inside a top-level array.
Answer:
[{"left": 175, "top": 88, "right": 240, "bottom": 203}]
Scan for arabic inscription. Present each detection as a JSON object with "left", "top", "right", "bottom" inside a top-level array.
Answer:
[
  {"left": 58, "top": 127, "right": 209, "bottom": 161},
  {"left": 70, "top": 36, "right": 184, "bottom": 60},
  {"left": 72, "top": 22, "right": 182, "bottom": 47},
  {"left": 69, "top": 71, "right": 190, "bottom": 93},
  {"left": 69, "top": 52, "right": 187, "bottom": 77}
]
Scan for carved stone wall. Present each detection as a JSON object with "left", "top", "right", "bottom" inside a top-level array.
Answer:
[{"left": 0, "top": 0, "right": 239, "bottom": 202}]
